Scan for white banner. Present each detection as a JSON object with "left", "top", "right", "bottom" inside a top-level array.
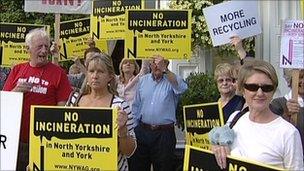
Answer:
[
  {"left": 0, "top": 91, "right": 23, "bottom": 170},
  {"left": 203, "top": 1, "right": 261, "bottom": 46},
  {"left": 24, "top": 0, "right": 92, "bottom": 14},
  {"left": 280, "top": 20, "right": 304, "bottom": 69}
]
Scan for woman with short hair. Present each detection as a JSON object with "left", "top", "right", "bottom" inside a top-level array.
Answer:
[
  {"left": 214, "top": 63, "right": 245, "bottom": 123},
  {"left": 211, "top": 59, "right": 303, "bottom": 170}
]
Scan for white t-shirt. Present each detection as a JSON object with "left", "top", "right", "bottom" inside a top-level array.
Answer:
[{"left": 229, "top": 112, "right": 303, "bottom": 170}]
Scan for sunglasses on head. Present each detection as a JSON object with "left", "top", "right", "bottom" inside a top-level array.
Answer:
[{"left": 244, "top": 83, "right": 274, "bottom": 92}]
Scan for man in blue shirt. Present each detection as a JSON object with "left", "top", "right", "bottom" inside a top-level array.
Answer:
[{"left": 129, "top": 55, "right": 188, "bottom": 171}]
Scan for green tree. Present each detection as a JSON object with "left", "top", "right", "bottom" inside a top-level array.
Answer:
[
  {"left": 177, "top": 73, "right": 219, "bottom": 129},
  {"left": 0, "top": 0, "right": 88, "bottom": 37},
  {"left": 0, "top": 0, "right": 88, "bottom": 69}
]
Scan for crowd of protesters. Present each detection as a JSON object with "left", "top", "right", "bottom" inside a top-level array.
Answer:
[{"left": 1, "top": 28, "right": 303, "bottom": 170}]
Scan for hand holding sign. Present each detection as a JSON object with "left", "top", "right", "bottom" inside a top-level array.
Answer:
[
  {"left": 86, "top": 37, "right": 95, "bottom": 48},
  {"left": 230, "top": 36, "right": 246, "bottom": 60},
  {"left": 211, "top": 145, "right": 231, "bottom": 169},
  {"left": 286, "top": 99, "right": 301, "bottom": 125},
  {"left": 203, "top": 1, "right": 261, "bottom": 46},
  {"left": 13, "top": 81, "right": 32, "bottom": 92},
  {"left": 117, "top": 107, "right": 128, "bottom": 138},
  {"left": 50, "top": 42, "right": 61, "bottom": 56}
]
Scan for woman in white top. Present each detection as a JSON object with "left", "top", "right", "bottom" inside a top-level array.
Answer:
[{"left": 212, "top": 59, "right": 303, "bottom": 170}]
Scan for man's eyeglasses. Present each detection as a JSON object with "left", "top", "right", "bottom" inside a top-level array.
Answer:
[
  {"left": 244, "top": 83, "right": 274, "bottom": 92},
  {"left": 217, "top": 78, "right": 236, "bottom": 84}
]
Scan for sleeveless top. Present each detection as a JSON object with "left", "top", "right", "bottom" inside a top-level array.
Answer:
[{"left": 66, "top": 90, "right": 136, "bottom": 171}]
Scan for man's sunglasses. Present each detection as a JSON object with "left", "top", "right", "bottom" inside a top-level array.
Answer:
[{"left": 244, "top": 83, "right": 274, "bottom": 92}]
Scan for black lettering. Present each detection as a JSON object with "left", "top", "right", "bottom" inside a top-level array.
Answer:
[
  {"left": 294, "top": 22, "right": 304, "bottom": 28},
  {"left": 223, "top": 25, "right": 229, "bottom": 33},
  {"left": 220, "top": 15, "right": 228, "bottom": 23},
  {"left": 220, "top": 10, "right": 246, "bottom": 23},
  {"left": 213, "top": 28, "right": 219, "bottom": 35},
  {"left": 0, "top": 134, "right": 6, "bottom": 149}
]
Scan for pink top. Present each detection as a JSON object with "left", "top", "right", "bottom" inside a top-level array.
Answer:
[{"left": 116, "top": 60, "right": 150, "bottom": 108}]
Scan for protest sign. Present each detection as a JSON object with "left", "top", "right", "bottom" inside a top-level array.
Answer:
[
  {"left": 59, "top": 18, "right": 108, "bottom": 61},
  {"left": 203, "top": 1, "right": 261, "bottom": 46},
  {"left": 125, "top": 9, "right": 192, "bottom": 60},
  {"left": 183, "top": 102, "right": 224, "bottom": 150},
  {"left": 279, "top": 19, "right": 304, "bottom": 125},
  {"left": 24, "top": 0, "right": 91, "bottom": 14},
  {"left": 0, "top": 91, "right": 23, "bottom": 170},
  {"left": 0, "top": 23, "right": 49, "bottom": 67},
  {"left": 91, "top": 0, "right": 144, "bottom": 40},
  {"left": 279, "top": 20, "right": 304, "bottom": 69},
  {"left": 59, "top": 18, "right": 90, "bottom": 61},
  {"left": 29, "top": 106, "right": 117, "bottom": 171},
  {"left": 184, "top": 145, "right": 284, "bottom": 171}
]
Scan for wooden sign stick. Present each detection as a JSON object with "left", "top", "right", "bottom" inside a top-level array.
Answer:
[
  {"left": 52, "top": 13, "right": 60, "bottom": 65},
  {"left": 291, "top": 69, "right": 300, "bottom": 125}
]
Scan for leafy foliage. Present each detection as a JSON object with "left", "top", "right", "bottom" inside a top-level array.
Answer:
[
  {"left": 177, "top": 72, "right": 219, "bottom": 129},
  {"left": 0, "top": 0, "right": 88, "bottom": 37},
  {"left": 0, "top": 0, "right": 88, "bottom": 69}
]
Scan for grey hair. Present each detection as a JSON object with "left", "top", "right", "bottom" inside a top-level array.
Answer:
[{"left": 25, "top": 28, "right": 50, "bottom": 48}]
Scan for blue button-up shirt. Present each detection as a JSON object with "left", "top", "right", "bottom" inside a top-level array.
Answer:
[{"left": 132, "top": 73, "right": 188, "bottom": 126}]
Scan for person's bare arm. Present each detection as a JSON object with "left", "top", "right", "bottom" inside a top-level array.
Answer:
[
  {"left": 57, "top": 101, "right": 66, "bottom": 106},
  {"left": 117, "top": 107, "right": 136, "bottom": 156},
  {"left": 230, "top": 36, "right": 246, "bottom": 60},
  {"left": 50, "top": 42, "right": 60, "bottom": 65}
]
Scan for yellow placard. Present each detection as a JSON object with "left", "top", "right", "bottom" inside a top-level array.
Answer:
[
  {"left": 59, "top": 17, "right": 108, "bottom": 62},
  {"left": 184, "top": 145, "right": 285, "bottom": 171},
  {"left": 0, "top": 23, "right": 49, "bottom": 67},
  {"left": 125, "top": 9, "right": 192, "bottom": 60},
  {"left": 29, "top": 106, "right": 117, "bottom": 171},
  {"left": 302, "top": 0, "right": 304, "bottom": 19},
  {"left": 183, "top": 102, "right": 224, "bottom": 150},
  {"left": 91, "top": 0, "right": 144, "bottom": 40},
  {"left": 59, "top": 18, "right": 90, "bottom": 61}
]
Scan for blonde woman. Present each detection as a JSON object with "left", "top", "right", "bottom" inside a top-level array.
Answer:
[{"left": 66, "top": 52, "right": 136, "bottom": 170}]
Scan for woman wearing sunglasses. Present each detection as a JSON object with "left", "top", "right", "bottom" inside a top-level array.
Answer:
[{"left": 211, "top": 59, "right": 303, "bottom": 170}]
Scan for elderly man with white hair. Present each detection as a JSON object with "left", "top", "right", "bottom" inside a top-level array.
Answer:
[{"left": 3, "top": 28, "right": 72, "bottom": 170}]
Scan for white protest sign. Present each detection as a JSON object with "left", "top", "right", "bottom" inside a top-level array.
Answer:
[
  {"left": 280, "top": 20, "right": 304, "bottom": 69},
  {"left": 203, "top": 1, "right": 261, "bottom": 46},
  {"left": 0, "top": 91, "right": 23, "bottom": 170},
  {"left": 24, "top": 0, "right": 92, "bottom": 14}
]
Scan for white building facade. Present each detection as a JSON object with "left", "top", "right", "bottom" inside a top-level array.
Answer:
[{"left": 157, "top": 0, "right": 303, "bottom": 97}]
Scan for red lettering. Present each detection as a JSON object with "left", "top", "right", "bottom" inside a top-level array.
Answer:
[
  {"left": 66, "top": 0, "right": 74, "bottom": 5},
  {"left": 56, "top": 0, "right": 62, "bottom": 5},
  {"left": 49, "top": 0, "right": 55, "bottom": 5},
  {"left": 43, "top": 0, "right": 80, "bottom": 6},
  {"left": 77, "top": 0, "right": 82, "bottom": 6}
]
